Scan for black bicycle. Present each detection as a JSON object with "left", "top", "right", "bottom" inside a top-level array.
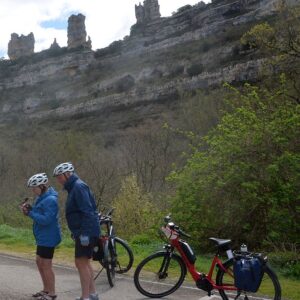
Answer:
[{"left": 93, "top": 208, "right": 134, "bottom": 287}]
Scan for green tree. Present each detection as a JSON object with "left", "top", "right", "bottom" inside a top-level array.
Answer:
[
  {"left": 112, "top": 175, "right": 159, "bottom": 240},
  {"left": 169, "top": 77, "right": 300, "bottom": 251},
  {"left": 241, "top": 1, "right": 300, "bottom": 103}
]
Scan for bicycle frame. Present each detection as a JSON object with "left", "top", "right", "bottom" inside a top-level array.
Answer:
[
  {"left": 168, "top": 231, "right": 237, "bottom": 292},
  {"left": 94, "top": 215, "right": 116, "bottom": 284},
  {"left": 100, "top": 212, "right": 116, "bottom": 251}
]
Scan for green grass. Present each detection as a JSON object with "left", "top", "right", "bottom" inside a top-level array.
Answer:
[{"left": 0, "top": 224, "right": 298, "bottom": 299}]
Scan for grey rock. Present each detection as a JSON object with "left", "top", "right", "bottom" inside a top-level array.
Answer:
[
  {"left": 67, "top": 13, "right": 91, "bottom": 49},
  {"left": 0, "top": 0, "right": 295, "bottom": 128},
  {"left": 50, "top": 38, "right": 60, "bottom": 50},
  {"left": 7, "top": 32, "right": 34, "bottom": 60},
  {"left": 135, "top": 0, "right": 161, "bottom": 24}
]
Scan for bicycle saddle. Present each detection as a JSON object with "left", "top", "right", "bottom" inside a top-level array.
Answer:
[{"left": 209, "top": 237, "right": 231, "bottom": 247}]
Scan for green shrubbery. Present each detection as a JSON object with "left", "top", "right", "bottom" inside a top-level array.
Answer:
[
  {"left": 169, "top": 76, "right": 300, "bottom": 251},
  {"left": 0, "top": 202, "right": 32, "bottom": 229},
  {"left": 176, "top": 5, "right": 192, "bottom": 14},
  {"left": 269, "top": 251, "right": 300, "bottom": 279},
  {"left": 94, "top": 40, "right": 123, "bottom": 58},
  {"left": 112, "top": 175, "right": 162, "bottom": 240},
  {"left": 186, "top": 63, "right": 203, "bottom": 77},
  {"left": 169, "top": 4, "right": 300, "bottom": 253},
  {"left": 130, "top": 233, "right": 154, "bottom": 246}
]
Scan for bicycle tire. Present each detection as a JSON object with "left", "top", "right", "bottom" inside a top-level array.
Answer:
[
  {"left": 106, "top": 239, "right": 116, "bottom": 287},
  {"left": 216, "top": 259, "right": 281, "bottom": 300},
  {"left": 134, "top": 251, "right": 186, "bottom": 298},
  {"left": 114, "top": 237, "right": 134, "bottom": 274}
]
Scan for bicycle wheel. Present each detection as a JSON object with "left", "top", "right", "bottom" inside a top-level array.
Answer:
[
  {"left": 106, "top": 239, "right": 116, "bottom": 287},
  {"left": 114, "top": 237, "right": 134, "bottom": 274},
  {"left": 216, "top": 259, "right": 281, "bottom": 300},
  {"left": 134, "top": 251, "right": 186, "bottom": 298}
]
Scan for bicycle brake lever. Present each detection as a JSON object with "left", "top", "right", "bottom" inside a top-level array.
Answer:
[
  {"left": 168, "top": 222, "right": 175, "bottom": 229},
  {"left": 179, "top": 229, "right": 191, "bottom": 238}
]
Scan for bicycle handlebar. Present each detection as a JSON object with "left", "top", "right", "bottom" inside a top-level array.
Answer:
[
  {"left": 106, "top": 207, "right": 115, "bottom": 216},
  {"left": 178, "top": 228, "right": 191, "bottom": 238},
  {"left": 99, "top": 207, "right": 115, "bottom": 224},
  {"left": 164, "top": 215, "right": 191, "bottom": 239},
  {"left": 99, "top": 207, "right": 115, "bottom": 218}
]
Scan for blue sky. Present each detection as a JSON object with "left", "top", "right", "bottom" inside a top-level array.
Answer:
[
  {"left": 0, "top": 0, "right": 208, "bottom": 58},
  {"left": 41, "top": 19, "right": 67, "bottom": 30}
]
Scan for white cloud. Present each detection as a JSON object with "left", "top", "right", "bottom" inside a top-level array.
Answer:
[{"left": 0, "top": 0, "right": 208, "bottom": 58}]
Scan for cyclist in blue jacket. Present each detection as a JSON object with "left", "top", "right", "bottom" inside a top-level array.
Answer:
[
  {"left": 22, "top": 173, "right": 61, "bottom": 300},
  {"left": 53, "top": 162, "right": 100, "bottom": 300}
]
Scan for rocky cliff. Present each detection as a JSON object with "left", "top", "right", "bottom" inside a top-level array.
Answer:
[{"left": 0, "top": 0, "right": 287, "bottom": 130}]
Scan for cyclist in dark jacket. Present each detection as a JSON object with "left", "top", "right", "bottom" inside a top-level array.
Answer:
[
  {"left": 53, "top": 162, "right": 100, "bottom": 300},
  {"left": 64, "top": 175, "right": 99, "bottom": 239},
  {"left": 22, "top": 173, "right": 61, "bottom": 300}
]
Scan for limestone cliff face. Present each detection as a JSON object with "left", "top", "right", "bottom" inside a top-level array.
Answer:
[{"left": 0, "top": 0, "right": 284, "bottom": 126}]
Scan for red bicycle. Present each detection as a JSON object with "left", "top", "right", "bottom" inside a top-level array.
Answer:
[{"left": 134, "top": 215, "right": 281, "bottom": 299}]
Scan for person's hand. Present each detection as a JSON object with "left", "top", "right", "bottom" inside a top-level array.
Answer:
[
  {"left": 79, "top": 235, "right": 90, "bottom": 246},
  {"left": 21, "top": 203, "right": 32, "bottom": 215}
]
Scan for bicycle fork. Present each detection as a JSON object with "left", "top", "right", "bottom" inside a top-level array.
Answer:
[{"left": 157, "top": 245, "right": 174, "bottom": 279}]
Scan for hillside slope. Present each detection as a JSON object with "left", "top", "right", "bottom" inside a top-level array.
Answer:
[{"left": 0, "top": 0, "right": 285, "bottom": 132}]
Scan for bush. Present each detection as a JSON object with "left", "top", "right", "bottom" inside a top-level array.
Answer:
[
  {"left": 283, "top": 262, "right": 300, "bottom": 279},
  {"left": 201, "top": 41, "right": 211, "bottom": 52},
  {"left": 130, "top": 233, "right": 153, "bottom": 245},
  {"left": 0, "top": 202, "right": 32, "bottom": 228},
  {"left": 269, "top": 251, "right": 300, "bottom": 268},
  {"left": 169, "top": 78, "right": 300, "bottom": 251},
  {"left": 49, "top": 98, "right": 60, "bottom": 109},
  {"left": 112, "top": 175, "right": 159, "bottom": 240},
  {"left": 169, "top": 65, "right": 184, "bottom": 77},
  {"left": 186, "top": 63, "right": 203, "bottom": 77},
  {"left": 115, "top": 74, "right": 135, "bottom": 93},
  {"left": 269, "top": 251, "right": 300, "bottom": 279},
  {"left": 176, "top": 5, "right": 192, "bottom": 14},
  {"left": 94, "top": 40, "right": 123, "bottom": 58},
  {"left": 130, "top": 23, "right": 145, "bottom": 36}
]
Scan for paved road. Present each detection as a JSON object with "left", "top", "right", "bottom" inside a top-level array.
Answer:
[{"left": 0, "top": 254, "right": 220, "bottom": 300}]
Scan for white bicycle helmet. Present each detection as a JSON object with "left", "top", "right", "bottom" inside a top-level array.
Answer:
[
  {"left": 53, "top": 162, "right": 74, "bottom": 176},
  {"left": 27, "top": 173, "right": 48, "bottom": 187}
]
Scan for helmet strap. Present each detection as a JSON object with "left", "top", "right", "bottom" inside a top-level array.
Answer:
[
  {"left": 39, "top": 185, "right": 47, "bottom": 194},
  {"left": 63, "top": 173, "right": 69, "bottom": 182}
]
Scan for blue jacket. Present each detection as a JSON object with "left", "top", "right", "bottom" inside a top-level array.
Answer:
[
  {"left": 28, "top": 187, "right": 61, "bottom": 247},
  {"left": 64, "top": 174, "right": 100, "bottom": 238}
]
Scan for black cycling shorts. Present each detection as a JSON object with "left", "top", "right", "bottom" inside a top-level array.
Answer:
[
  {"left": 36, "top": 245, "right": 55, "bottom": 259},
  {"left": 75, "top": 237, "right": 98, "bottom": 259}
]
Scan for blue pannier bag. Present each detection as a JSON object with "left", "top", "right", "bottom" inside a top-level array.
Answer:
[{"left": 233, "top": 255, "right": 264, "bottom": 292}]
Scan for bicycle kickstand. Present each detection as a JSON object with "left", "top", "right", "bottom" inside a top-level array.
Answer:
[
  {"left": 94, "top": 267, "right": 104, "bottom": 280},
  {"left": 234, "top": 291, "right": 241, "bottom": 300}
]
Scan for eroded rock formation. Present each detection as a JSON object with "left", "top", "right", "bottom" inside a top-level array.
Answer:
[
  {"left": 67, "top": 13, "right": 91, "bottom": 49},
  {"left": 7, "top": 32, "right": 35, "bottom": 60},
  {"left": 50, "top": 38, "right": 60, "bottom": 50},
  {"left": 0, "top": 0, "right": 296, "bottom": 129},
  {"left": 135, "top": 0, "right": 161, "bottom": 23}
]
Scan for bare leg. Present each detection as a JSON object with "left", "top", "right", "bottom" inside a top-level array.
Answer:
[
  {"left": 75, "top": 257, "right": 93, "bottom": 298},
  {"left": 88, "top": 260, "right": 96, "bottom": 294},
  {"left": 40, "top": 258, "right": 55, "bottom": 296},
  {"left": 36, "top": 255, "right": 48, "bottom": 292}
]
